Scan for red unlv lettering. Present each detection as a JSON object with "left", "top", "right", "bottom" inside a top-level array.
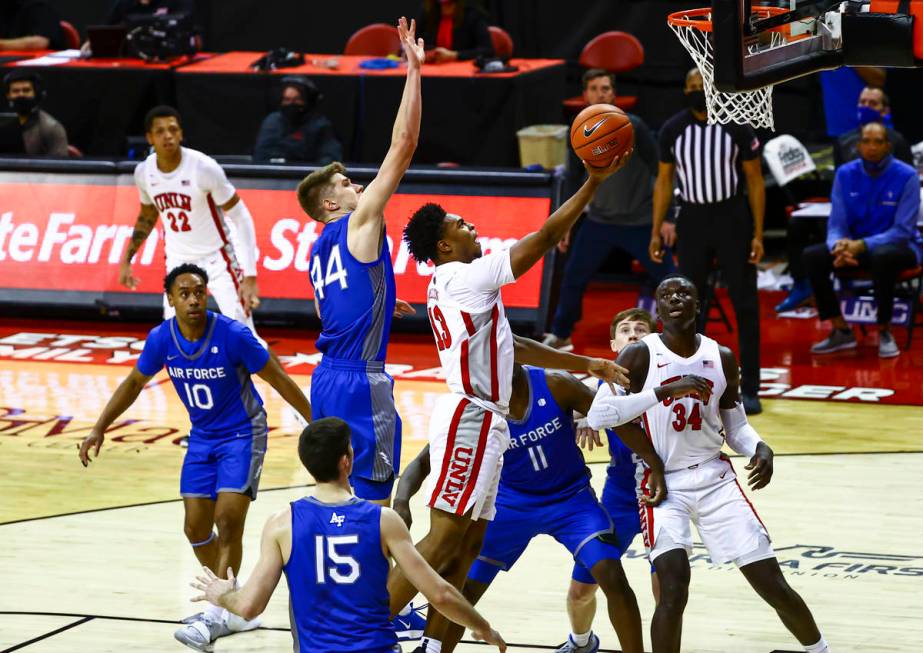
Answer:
[{"left": 440, "top": 445, "right": 474, "bottom": 507}]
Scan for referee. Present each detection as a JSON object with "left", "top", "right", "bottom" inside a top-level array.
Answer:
[{"left": 649, "top": 67, "right": 765, "bottom": 414}]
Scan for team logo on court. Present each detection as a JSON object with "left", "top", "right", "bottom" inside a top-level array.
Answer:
[{"left": 330, "top": 512, "right": 346, "bottom": 527}]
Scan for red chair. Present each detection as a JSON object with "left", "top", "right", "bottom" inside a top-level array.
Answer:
[
  {"left": 344, "top": 23, "right": 401, "bottom": 56},
  {"left": 59, "top": 21, "right": 81, "bottom": 50},
  {"left": 488, "top": 25, "right": 513, "bottom": 58},
  {"left": 563, "top": 31, "right": 645, "bottom": 114}
]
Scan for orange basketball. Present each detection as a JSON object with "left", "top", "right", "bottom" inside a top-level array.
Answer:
[{"left": 570, "top": 104, "right": 634, "bottom": 167}]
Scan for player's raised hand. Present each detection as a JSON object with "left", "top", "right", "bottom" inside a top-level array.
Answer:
[
  {"left": 586, "top": 358, "right": 630, "bottom": 390},
  {"left": 77, "top": 429, "right": 105, "bottom": 467},
  {"left": 584, "top": 147, "right": 634, "bottom": 182},
  {"left": 191, "top": 566, "right": 236, "bottom": 605},
  {"left": 398, "top": 17, "right": 425, "bottom": 68},
  {"left": 393, "top": 298, "right": 416, "bottom": 319},
  {"left": 118, "top": 261, "right": 140, "bottom": 290},
  {"left": 641, "top": 463, "right": 667, "bottom": 506},
  {"left": 471, "top": 625, "right": 507, "bottom": 652},
  {"left": 744, "top": 441, "right": 774, "bottom": 490},
  {"left": 239, "top": 276, "right": 261, "bottom": 315}
]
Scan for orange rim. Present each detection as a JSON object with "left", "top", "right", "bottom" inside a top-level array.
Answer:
[{"left": 667, "top": 6, "right": 789, "bottom": 33}]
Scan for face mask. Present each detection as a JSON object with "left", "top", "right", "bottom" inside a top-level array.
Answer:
[
  {"left": 862, "top": 153, "right": 892, "bottom": 175},
  {"left": 856, "top": 105, "right": 893, "bottom": 127},
  {"left": 10, "top": 96, "right": 38, "bottom": 116},
  {"left": 685, "top": 90, "right": 706, "bottom": 112},
  {"left": 280, "top": 103, "right": 307, "bottom": 125}
]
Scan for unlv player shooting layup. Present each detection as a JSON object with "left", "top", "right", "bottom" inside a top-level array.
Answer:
[
  {"left": 393, "top": 152, "right": 632, "bottom": 652},
  {"left": 122, "top": 105, "right": 262, "bottom": 334},
  {"left": 587, "top": 275, "right": 831, "bottom": 653}
]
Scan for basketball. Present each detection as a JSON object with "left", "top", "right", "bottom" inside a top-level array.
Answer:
[{"left": 570, "top": 104, "right": 634, "bottom": 167}]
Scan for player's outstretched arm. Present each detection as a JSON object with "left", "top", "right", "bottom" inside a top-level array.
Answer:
[
  {"left": 256, "top": 356, "right": 312, "bottom": 423},
  {"left": 119, "top": 203, "right": 158, "bottom": 289},
  {"left": 381, "top": 509, "right": 506, "bottom": 651},
  {"left": 717, "top": 346, "right": 773, "bottom": 490},
  {"left": 191, "top": 509, "right": 287, "bottom": 620},
  {"left": 393, "top": 444, "right": 431, "bottom": 529},
  {"left": 78, "top": 367, "right": 153, "bottom": 466},
  {"left": 512, "top": 334, "right": 629, "bottom": 388},
  {"left": 508, "top": 155, "right": 631, "bottom": 280},
  {"left": 350, "top": 17, "right": 424, "bottom": 257}
]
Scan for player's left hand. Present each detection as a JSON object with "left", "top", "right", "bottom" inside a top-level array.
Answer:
[
  {"left": 393, "top": 299, "right": 416, "bottom": 319},
  {"left": 586, "top": 358, "right": 630, "bottom": 391},
  {"left": 745, "top": 442, "right": 774, "bottom": 490},
  {"left": 239, "top": 276, "right": 261, "bottom": 315},
  {"left": 471, "top": 626, "right": 506, "bottom": 652},
  {"left": 641, "top": 464, "right": 667, "bottom": 506},
  {"left": 191, "top": 566, "right": 236, "bottom": 606},
  {"left": 398, "top": 17, "right": 425, "bottom": 68},
  {"left": 749, "top": 237, "right": 764, "bottom": 264}
]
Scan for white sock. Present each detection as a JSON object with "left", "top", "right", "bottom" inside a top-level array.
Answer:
[
  {"left": 805, "top": 636, "right": 830, "bottom": 653},
  {"left": 398, "top": 602, "right": 413, "bottom": 617},
  {"left": 204, "top": 601, "right": 224, "bottom": 619},
  {"left": 421, "top": 637, "right": 442, "bottom": 653},
  {"left": 571, "top": 631, "right": 592, "bottom": 647}
]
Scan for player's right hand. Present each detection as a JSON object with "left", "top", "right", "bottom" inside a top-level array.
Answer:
[
  {"left": 649, "top": 235, "right": 664, "bottom": 263},
  {"left": 586, "top": 358, "right": 630, "bottom": 390},
  {"left": 584, "top": 147, "right": 633, "bottom": 182},
  {"left": 398, "top": 17, "right": 425, "bottom": 69},
  {"left": 662, "top": 374, "right": 712, "bottom": 404},
  {"left": 118, "top": 262, "right": 140, "bottom": 290},
  {"left": 641, "top": 464, "right": 667, "bottom": 506},
  {"left": 472, "top": 626, "right": 506, "bottom": 652},
  {"left": 78, "top": 430, "right": 105, "bottom": 467}
]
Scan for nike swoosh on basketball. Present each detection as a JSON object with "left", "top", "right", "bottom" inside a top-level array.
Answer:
[{"left": 583, "top": 118, "right": 608, "bottom": 138}]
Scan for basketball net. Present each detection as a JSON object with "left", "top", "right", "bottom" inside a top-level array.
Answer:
[{"left": 668, "top": 8, "right": 786, "bottom": 130}]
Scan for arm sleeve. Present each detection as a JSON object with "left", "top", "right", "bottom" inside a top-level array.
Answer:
[
  {"left": 825, "top": 171, "right": 849, "bottom": 249},
  {"left": 586, "top": 384, "right": 659, "bottom": 430},
  {"left": 136, "top": 328, "right": 165, "bottom": 376},
  {"left": 462, "top": 249, "right": 515, "bottom": 293},
  {"left": 197, "top": 156, "right": 237, "bottom": 206},
  {"left": 720, "top": 403, "right": 762, "bottom": 458},
  {"left": 224, "top": 200, "right": 259, "bottom": 276},
  {"left": 133, "top": 162, "right": 153, "bottom": 205},
  {"left": 229, "top": 322, "right": 270, "bottom": 373},
  {"left": 863, "top": 174, "right": 921, "bottom": 252}
]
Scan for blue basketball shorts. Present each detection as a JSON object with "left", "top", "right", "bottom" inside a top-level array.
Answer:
[
  {"left": 180, "top": 431, "right": 267, "bottom": 501},
  {"left": 310, "top": 358, "right": 402, "bottom": 500},
  {"left": 571, "top": 478, "right": 643, "bottom": 584},
  {"left": 467, "top": 485, "right": 621, "bottom": 585}
]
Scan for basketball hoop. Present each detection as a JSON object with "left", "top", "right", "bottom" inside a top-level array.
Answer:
[{"left": 668, "top": 6, "right": 791, "bottom": 130}]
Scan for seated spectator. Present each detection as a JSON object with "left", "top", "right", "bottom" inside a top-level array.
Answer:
[
  {"left": 3, "top": 69, "right": 68, "bottom": 157},
  {"left": 253, "top": 76, "right": 342, "bottom": 164},
  {"left": 0, "top": 0, "right": 65, "bottom": 51},
  {"left": 105, "top": 0, "right": 196, "bottom": 24},
  {"left": 418, "top": 0, "right": 493, "bottom": 63},
  {"left": 834, "top": 87, "right": 913, "bottom": 166},
  {"left": 803, "top": 122, "right": 923, "bottom": 359}
]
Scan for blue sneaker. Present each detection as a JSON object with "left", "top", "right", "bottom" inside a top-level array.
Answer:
[
  {"left": 393, "top": 603, "right": 427, "bottom": 641},
  {"left": 775, "top": 280, "right": 812, "bottom": 313}
]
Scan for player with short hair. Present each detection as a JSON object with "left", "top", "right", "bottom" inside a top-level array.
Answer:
[
  {"left": 389, "top": 152, "right": 632, "bottom": 650},
  {"left": 189, "top": 417, "right": 506, "bottom": 653},
  {"left": 78, "top": 264, "right": 314, "bottom": 651},
  {"left": 293, "top": 17, "right": 423, "bottom": 509},
  {"left": 587, "top": 275, "right": 831, "bottom": 653},
  {"left": 122, "top": 105, "right": 263, "bottom": 336},
  {"left": 393, "top": 361, "right": 670, "bottom": 653}
]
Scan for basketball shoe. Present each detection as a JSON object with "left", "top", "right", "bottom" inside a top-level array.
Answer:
[{"left": 555, "top": 633, "right": 600, "bottom": 653}]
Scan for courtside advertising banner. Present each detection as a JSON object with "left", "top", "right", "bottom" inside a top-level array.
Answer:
[{"left": 0, "top": 172, "right": 553, "bottom": 309}]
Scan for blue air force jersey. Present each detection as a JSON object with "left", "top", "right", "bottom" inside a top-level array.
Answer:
[
  {"left": 136, "top": 312, "right": 270, "bottom": 439},
  {"left": 311, "top": 213, "right": 396, "bottom": 362},
  {"left": 499, "top": 367, "right": 592, "bottom": 507},
  {"left": 284, "top": 496, "right": 395, "bottom": 653},
  {"left": 602, "top": 380, "right": 644, "bottom": 499}
]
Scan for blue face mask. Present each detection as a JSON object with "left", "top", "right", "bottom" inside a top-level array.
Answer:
[
  {"left": 862, "top": 153, "right": 893, "bottom": 175},
  {"left": 857, "top": 105, "right": 893, "bottom": 127}
]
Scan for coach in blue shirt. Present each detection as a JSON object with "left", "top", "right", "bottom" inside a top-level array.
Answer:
[{"left": 804, "top": 122, "right": 923, "bottom": 359}]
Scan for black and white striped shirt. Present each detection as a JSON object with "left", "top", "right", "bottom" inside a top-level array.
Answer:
[{"left": 659, "top": 110, "right": 761, "bottom": 204}]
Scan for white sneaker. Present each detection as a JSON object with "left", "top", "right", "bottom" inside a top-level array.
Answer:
[{"left": 173, "top": 613, "right": 229, "bottom": 652}]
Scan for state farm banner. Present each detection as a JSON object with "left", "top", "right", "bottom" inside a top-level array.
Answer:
[{"left": 0, "top": 170, "right": 553, "bottom": 310}]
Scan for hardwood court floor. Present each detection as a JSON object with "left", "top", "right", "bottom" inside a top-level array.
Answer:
[{"left": 2, "top": 357, "right": 922, "bottom": 651}]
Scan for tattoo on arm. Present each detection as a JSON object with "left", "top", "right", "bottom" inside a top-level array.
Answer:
[{"left": 126, "top": 206, "right": 158, "bottom": 261}]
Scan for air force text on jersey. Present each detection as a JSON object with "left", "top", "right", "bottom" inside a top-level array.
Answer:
[{"left": 507, "top": 415, "right": 565, "bottom": 449}]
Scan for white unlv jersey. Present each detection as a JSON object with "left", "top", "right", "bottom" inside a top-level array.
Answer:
[
  {"left": 640, "top": 333, "right": 728, "bottom": 471},
  {"left": 134, "top": 147, "right": 238, "bottom": 261},
  {"left": 426, "top": 250, "right": 516, "bottom": 416}
]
